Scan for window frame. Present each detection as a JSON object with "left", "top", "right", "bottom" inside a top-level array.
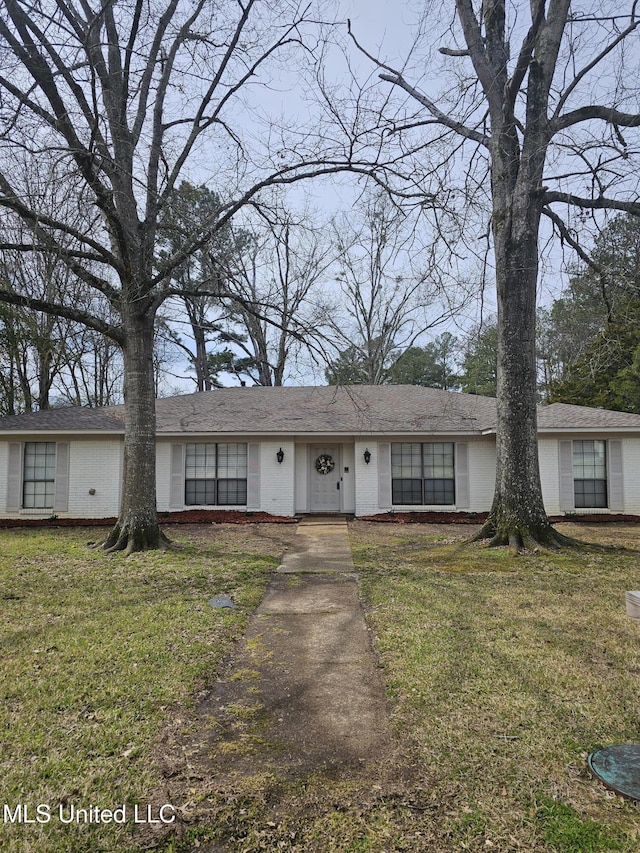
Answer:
[
  {"left": 184, "top": 442, "right": 248, "bottom": 507},
  {"left": 391, "top": 441, "right": 456, "bottom": 506},
  {"left": 22, "top": 441, "right": 57, "bottom": 509},
  {"left": 573, "top": 439, "right": 608, "bottom": 509}
]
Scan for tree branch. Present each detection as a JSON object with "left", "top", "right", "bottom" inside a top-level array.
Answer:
[
  {"left": 505, "top": 0, "right": 545, "bottom": 111},
  {"left": 543, "top": 191, "right": 640, "bottom": 215},
  {"left": 0, "top": 287, "right": 124, "bottom": 344},
  {"left": 379, "top": 73, "right": 490, "bottom": 147},
  {"left": 454, "top": 0, "right": 501, "bottom": 109},
  {"left": 552, "top": 106, "right": 640, "bottom": 133},
  {"left": 553, "top": 4, "right": 640, "bottom": 120}
]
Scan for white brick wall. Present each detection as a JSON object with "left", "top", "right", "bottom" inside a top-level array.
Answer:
[
  {"left": 354, "top": 437, "right": 497, "bottom": 516},
  {"left": 341, "top": 443, "right": 356, "bottom": 513},
  {"left": 0, "top": 437, "right": 122, "bottom": 518},
  {"left": 294, "top": 443, "right": 309, "bottom": 513},
  {"left": 4, "top": 433, "right": 640, "bottom": 520},
  {"left": 156, "top": 439, "right": 296, "bottom": 516},
  {"left": 540, "top": 435, "right": 640, "bottom": 516},
  {"left": 67, "top": 439, "right": 122, "bottom": 517},
  {"left": 354, "top": 440, "right": 380, "bottom": 516},
  {"left": 538, "top": 438, "right": 561, "bottom": 514},
  {"left": 354, "top": 435, "right": 640, "bottom": 518},
  {"left": 260, "top": 440, "right": 295, "bottom": 516}
]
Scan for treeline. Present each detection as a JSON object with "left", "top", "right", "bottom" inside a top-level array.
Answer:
[
  {"left": 327, "top": 214, "right": 640, "bottom": 413},
  {"left": 0, "top": 186, "right": 468, "bottom": 414},
  {"left": 3, "top": 206, "right": 638, "bottom": 415}
]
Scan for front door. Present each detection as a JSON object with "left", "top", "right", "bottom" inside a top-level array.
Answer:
[{"left": 309, "top": 445, "right": 341, "bottom": 512}]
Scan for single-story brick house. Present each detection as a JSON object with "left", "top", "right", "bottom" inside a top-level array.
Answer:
[{"left": 1, "top": 385, "right": 640, "bottom": 520}]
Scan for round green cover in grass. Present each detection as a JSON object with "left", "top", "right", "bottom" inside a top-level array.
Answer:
[{"left": 588, "top": 744, "right": 640, "bottom": 800}]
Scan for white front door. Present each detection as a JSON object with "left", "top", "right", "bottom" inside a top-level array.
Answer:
[{"left": 309, "top": 445, "right": 341, "bottom": 511}]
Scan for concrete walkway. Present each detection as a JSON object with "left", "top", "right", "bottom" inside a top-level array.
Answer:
[{"left": 185, "top": 517, "right": 391, "bottom": 782}]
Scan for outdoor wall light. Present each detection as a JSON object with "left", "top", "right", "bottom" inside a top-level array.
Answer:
[
  {"left": 277, "top": 447, "right": 285, "bottom": 464},
  {"left": 363, "top": 448, "right": 371, "bottom": 465}
]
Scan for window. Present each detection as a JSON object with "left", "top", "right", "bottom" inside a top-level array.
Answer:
[
  {"left": 185, "top": 443, "right": 247, "bottom": 506},
  {"left": 391, "top": 442, "right": 455, "bottom": 505},
  {"left": 573, "top": 440, "right": 607, "bottom": 508},
  {"left": 23, "top": 442, "right": 56, "bottom": 508}
]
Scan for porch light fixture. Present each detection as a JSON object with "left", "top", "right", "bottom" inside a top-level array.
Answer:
[
  {"left": 276, "top": 447, "right": 285, "bottom": 464},
  {"left": 363, "top": 448, "right": 371, "bottom": 465}
]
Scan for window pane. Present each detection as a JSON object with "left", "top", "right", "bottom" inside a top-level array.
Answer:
[
  {"left": 391, "top": 443, "right": 421, "bottom": 478},
  {"left": 24, "top": 442, "right": 56, "bottom": 481},
  {"left": 574, "top": 479, "right": 607, "bottom": 509},
  {"left": 185, "top": 479, "right": 216, "bottom": 505},
  {"left": 23, "top": 480, "right": 55, "bottom": 509},
  {"left": 424, "top": 478, "right": 455, "bottom": 505},
  {"left": 23, "top": 442, "right": 56, "bottom": 509},
  {"left": 424, "top": 442, "right": 454, "bottom": 479},
  {"left": 573, "top": 440, "right": 607, "bottom": 508},
  {"left": 392, "top": 478, "right": 422, "bottom": 504},
  {"left": 185, "top": 443, "right": 216, "bottom": 479},
  {"left": 573, "top": 440, "right": 606, "bottom": 479},
  {"left": 185, "top": 444, "right": 247, "bottom": 505},
  {"left": 217, "top": 443, "right": 247, "bottom": 479},
  {"left": 217, "top": 479, "right": 247, "bottom": 505}
]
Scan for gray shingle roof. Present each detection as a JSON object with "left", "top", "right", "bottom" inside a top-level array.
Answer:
[
  {"left": 1, "top": 386, "right": 640, "bottom": 435},
  {"left": 537, "top": 402, "right": 640, "bottom": 430},
  {"left": 0, "top": 406, "right": 124, "bottom": 432},
  {"left": 151, "top": 385, "right": 497, "bottom": 434}
]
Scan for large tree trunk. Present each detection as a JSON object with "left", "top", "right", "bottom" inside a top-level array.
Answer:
[
  {"left": 102, "top": 311, "right": 168, "bottom": 554},
  {"left": 478, "top": 225, "right": 565, "bottom": 548},
  {"left": 475, "top": 141, "right": 570, "bottom": 550}
]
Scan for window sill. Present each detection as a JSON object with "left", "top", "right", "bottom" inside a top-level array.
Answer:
[
  {"left": 182, "top": 505, "right": 248, "bottom": 510},
  {"left": 391, "top": 504, "right": 457, "bottom": 511}
]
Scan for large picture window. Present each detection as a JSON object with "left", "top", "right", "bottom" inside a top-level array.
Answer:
[
  {"left": 185, "top": 443, "right": 247, "bottom": 506},
  {"left": 573, "top": 440, "right": 607, "bottom": 508},
  {"left": 391, "top": 442, "right": 455, "bottom": 505},
  {"left": 23, "top": 442, "right": 56, "bottom": 508}
]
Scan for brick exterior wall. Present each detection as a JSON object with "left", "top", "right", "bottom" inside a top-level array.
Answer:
[{"left": 2, "top": 433, "right": 640, "bottom": 519}]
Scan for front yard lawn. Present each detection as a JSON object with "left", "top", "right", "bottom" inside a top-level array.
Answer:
[
  {"left": 2, "top": 521, "right": 640, "bottom": 852},
  {"left": 0, "top": 524, "right": 294, "bottom": 853},
  {"left": 349, "top": 521, "right": 640, "bottom": 852}
]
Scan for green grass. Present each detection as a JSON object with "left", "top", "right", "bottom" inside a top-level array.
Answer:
[
  {"left": 4, "top": 521, "right": 640, "bottom": 852},
  {"left": 536, "top": 794, "right": 627, "bottom": 852},
  {"left": 347, "top": 521, "right": 640, "bottom": 852},
  {"left": 0, "top": 525, "right": 287, "bottom": 853}
]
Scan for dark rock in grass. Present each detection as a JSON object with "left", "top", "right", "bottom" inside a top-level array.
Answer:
[{"left": 208, "top": 595, "right": 236, "bottom": 609}]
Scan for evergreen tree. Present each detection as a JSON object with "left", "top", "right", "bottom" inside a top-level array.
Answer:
[{"left": 459, "top": 325, "right": 498, "bottom": 397}]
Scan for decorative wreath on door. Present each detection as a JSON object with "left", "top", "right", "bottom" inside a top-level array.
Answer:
[{"left": 315, "top": 454, "right": 335, "bottom": 475}]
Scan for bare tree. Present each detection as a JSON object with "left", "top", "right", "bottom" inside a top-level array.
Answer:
[
  {"left": 324, "top": 191, "right": 465, "bottom": 384},
  {"left": 215, "top": 215, "right": 333, "bottom": 386},
  {"left": 0, "top": 232, "right": 125, "bottom": 411},
  {"left": 0, "top": 0, "right": 371, "bottom": 552},
  {"left": 352, "top": 1, "right": 640, "bottom": 547},
  {"left": 53, "top": 322, "right": 124, "bottom": 408}
]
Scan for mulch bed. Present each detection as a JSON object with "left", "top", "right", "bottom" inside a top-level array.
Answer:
[
  {"left": 359, "top": 511, "right": 640, "bottom": 525},
  {"left": 0, "top": 510, "right": 298, "bottom": 529},
  {"left": 2, "top": 510, "right": 639, "bottom": 530}
]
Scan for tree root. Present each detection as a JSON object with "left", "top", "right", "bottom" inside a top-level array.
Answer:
[
  {"left": 471, "top": 516, "right": 577, "bottom": 553},
  {"left": 99, "top": 521, "right": 172, "bottom": 555}
]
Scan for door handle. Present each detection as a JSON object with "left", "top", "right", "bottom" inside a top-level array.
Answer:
[{"left": 336, "top": 482, "right": 340, "bottom": 490}]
